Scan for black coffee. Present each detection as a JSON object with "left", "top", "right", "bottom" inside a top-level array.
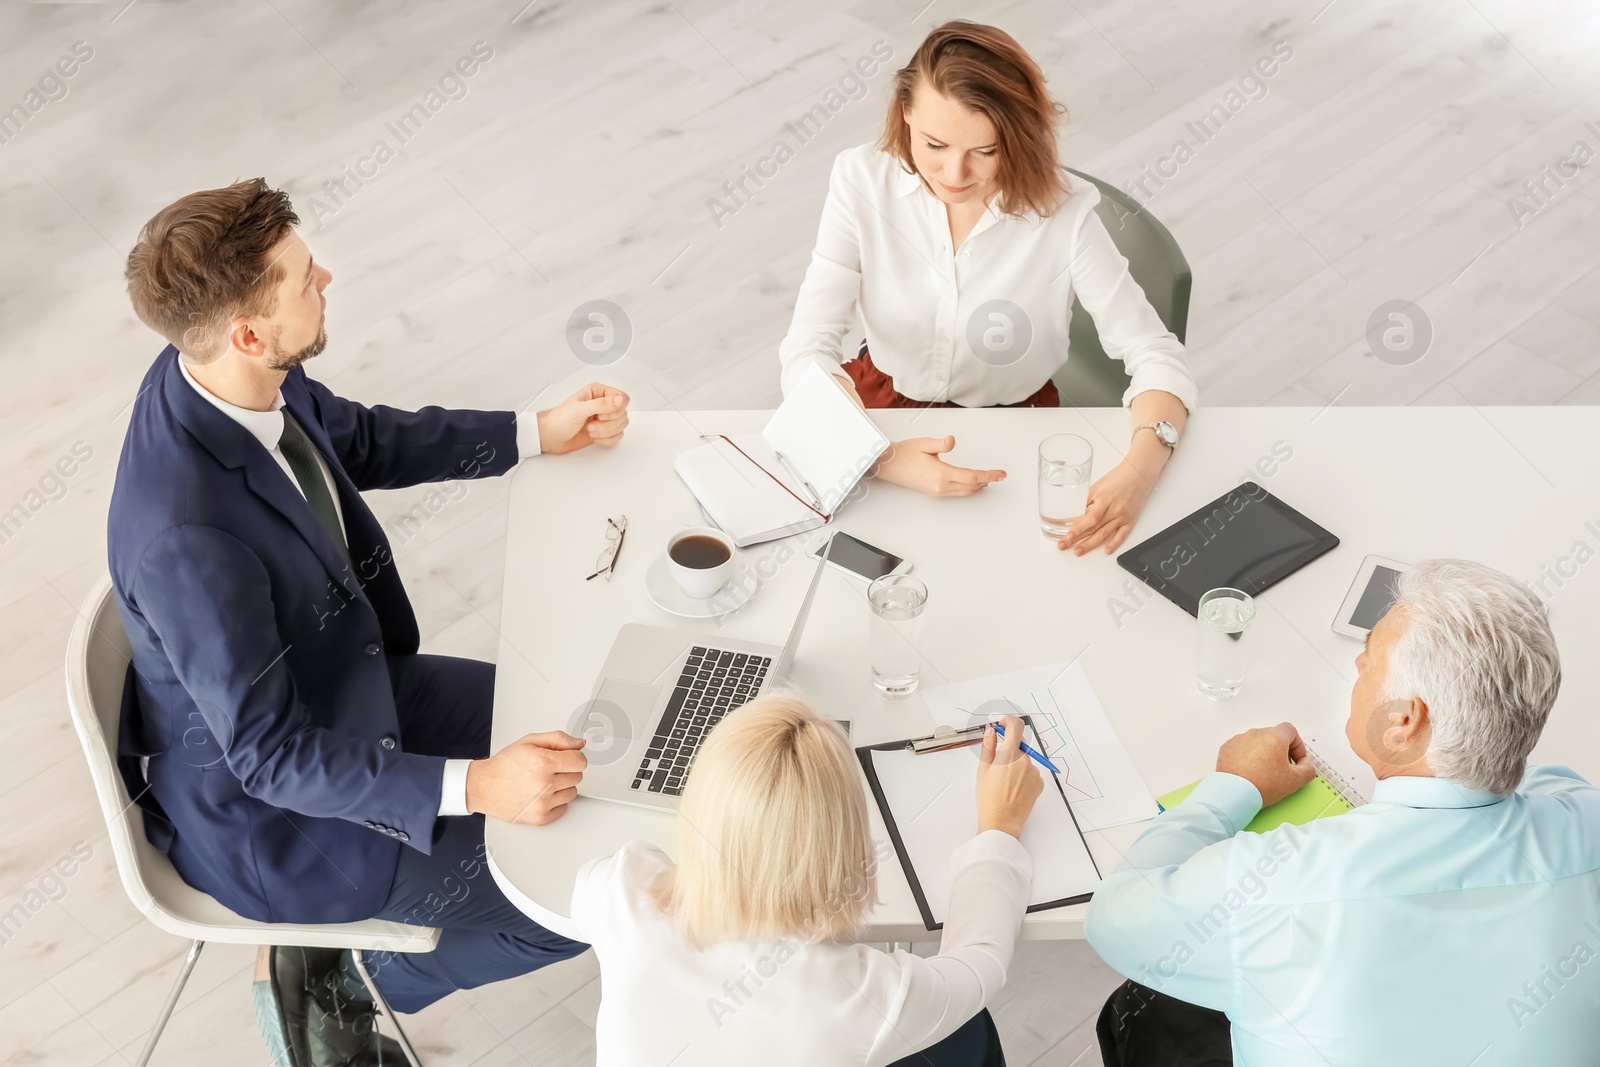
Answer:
[{"left": 670, "top": 534, "right": 731, "bottom": 569}]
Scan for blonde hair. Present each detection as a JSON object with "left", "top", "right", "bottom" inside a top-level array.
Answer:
[{"left": 651, "top": 692, "right": 878, "bottom": 950}]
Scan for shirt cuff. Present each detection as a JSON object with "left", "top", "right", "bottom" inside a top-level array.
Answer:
[
  {"left": 1122, "top": 367, "right": 1199, "bottom": 414},
  {"left": 1180, "top": 771, "right": 1264, "bottom": 834},
  {"left": 438, "top": 759, "right": 472, "bottom": 817},
  {"left": 953, "top": 827, "right": 1035, "bottom": 868},
  {"left": 514, "top": 410, "right": 542, "bottom": 461}
]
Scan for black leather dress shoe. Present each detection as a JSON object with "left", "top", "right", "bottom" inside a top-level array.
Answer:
[{"left": 265, "top": 947, "right": 407, "bottom": 1066}]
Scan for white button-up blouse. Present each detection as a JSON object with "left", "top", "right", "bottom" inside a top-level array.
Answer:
[{"left": 778, "top": 144, "right": 1198, "bottom": 412}]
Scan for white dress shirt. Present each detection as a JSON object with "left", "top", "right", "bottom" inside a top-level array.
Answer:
[
  {"left": 778, "top": 144, "right": 1198, "bottom": 410},
  {"left": 179, "top": 361, "right": 541, "bottom": 817},
  {"left": 1085, "top": 766, "right": 1600, "bottom": 1066},
  {"left": 524, "top": 832, "right": 1032, "bottom": 1067}
]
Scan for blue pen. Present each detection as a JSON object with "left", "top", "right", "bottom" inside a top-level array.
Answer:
[{"left": 991, "top": 722, "right": 1061, "bottom": 775}]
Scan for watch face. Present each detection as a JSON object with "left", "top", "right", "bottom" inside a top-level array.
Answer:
[{"left": 1156, "top": 422, "right": 1178, "bottom": 446}]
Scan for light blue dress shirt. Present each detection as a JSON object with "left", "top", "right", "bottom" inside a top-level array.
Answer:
[{"left": 1085, "top": 765, "right": 1600, "bottom": 1066}]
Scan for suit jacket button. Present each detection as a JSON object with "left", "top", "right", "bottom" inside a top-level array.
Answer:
[
  {"left": 380, "top": 737, "right": 396, "bottom": 750},
  {"left": 396, "top": 831, "right": 410, "bottom": 843},
  {"left": 364, "top": 821, "right": 376, "bottom": 829},
  {"left": 364, "top": 642, "right": 381, "bottom": 656}
]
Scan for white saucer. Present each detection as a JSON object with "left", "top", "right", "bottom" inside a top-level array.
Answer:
[{"left": 644, "top": 555, "right": 757, "bottom": 619}]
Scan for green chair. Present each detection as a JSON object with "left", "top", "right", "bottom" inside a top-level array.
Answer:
[{"left": 1051, "top": 168, "right": 1192, "bottom": 408}]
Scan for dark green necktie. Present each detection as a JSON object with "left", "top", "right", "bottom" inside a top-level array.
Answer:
[{"left": 278, "top": 411, "right": 350, "bottom": 561}]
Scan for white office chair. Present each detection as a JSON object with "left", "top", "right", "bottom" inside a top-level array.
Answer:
[{"left": 65, "top": 574, "right": 439, "bottom": 1067}]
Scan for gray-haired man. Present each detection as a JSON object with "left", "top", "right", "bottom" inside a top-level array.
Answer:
[{"left": 1087, "top": 558, "right": 1600, "bottom": 1066}]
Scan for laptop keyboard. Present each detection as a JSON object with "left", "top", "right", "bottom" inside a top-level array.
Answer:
[{"left": 632, "top": 647, "right": 770, "bottom": 797}]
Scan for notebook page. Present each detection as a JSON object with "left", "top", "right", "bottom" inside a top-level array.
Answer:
[
  {"left": 672, "top": 435, "right": 821, "bottom": 546},
  {"left": 865, "top": 722, "right": 1100, "bottom": 925},
  {"left": 763, "top": 363, "right": 888, "bottom": 513}
]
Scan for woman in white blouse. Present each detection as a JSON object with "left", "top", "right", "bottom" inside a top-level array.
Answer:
[
  {"left": 779, "top": 21, "right": 1197, "bottom": 557},
  {"left": 536, "top": 695, "right": 1043, "bottom": 1066}
]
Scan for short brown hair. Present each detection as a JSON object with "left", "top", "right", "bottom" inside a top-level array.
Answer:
[
  {"left": 880, "top": 21, "right": 1068, "bottom": 218},
  {"left": 125, "top": 178, "right": 300, "bottom": 362}
]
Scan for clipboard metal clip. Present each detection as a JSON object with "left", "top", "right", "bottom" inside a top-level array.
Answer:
[{"left": 906, "top": 724, "right": 988, "bottom": 755}]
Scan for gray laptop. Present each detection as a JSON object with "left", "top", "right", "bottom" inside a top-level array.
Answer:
[{"left": 577, "top": 546, "right": 830, "bottom": 810}]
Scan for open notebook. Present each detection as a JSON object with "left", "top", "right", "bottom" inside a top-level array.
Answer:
[
  {"left": 1157, "top": 746, "right": 1368, "bottom": 833},
  {"left": 674, "top": 363, "right": 889, "bottom": 546},
  {"left": 858, "top": 718, "right": 1101, "bottom": 930}
]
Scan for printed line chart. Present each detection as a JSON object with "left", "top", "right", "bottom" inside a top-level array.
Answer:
[
  {"left": 953, "top": 684, "right": 1104, "bottom": 803},
  {"left": 926, "top": 661, "right": 1157, "bottom": 831}
]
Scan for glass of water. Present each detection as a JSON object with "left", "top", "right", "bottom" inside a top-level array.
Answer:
[
  {"left": 868, "top": 574, "right": 927, "bottom": 699},
  {"left": 1197, "top": 588, "right": 1257, "bottom": 699},
  {"left": 1038, "top": 434, "right": 1093, "bottom": 539}
]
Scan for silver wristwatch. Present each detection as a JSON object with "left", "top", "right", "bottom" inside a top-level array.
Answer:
[{"left": 1134, "top": 420, "right": 1179, "bottom": 448}]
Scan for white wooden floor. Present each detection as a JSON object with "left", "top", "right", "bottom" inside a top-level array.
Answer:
[{"left": 2, "top": 0, "right": 1596, "bottom": 1064}]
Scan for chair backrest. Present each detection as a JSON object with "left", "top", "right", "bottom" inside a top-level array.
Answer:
[
  {"left": 64, "top": 574, "right": 166, "bottom": 922},
  {"left": 1052, "top": 168, "right": 1193, "bottom": 408},
  {"left": 63, "top": 574, "right": 438, "bottom": 950}
]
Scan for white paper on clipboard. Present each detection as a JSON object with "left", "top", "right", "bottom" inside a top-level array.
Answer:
[{"left": 859, "top": 720, "right": 1101, "bottom": 928}]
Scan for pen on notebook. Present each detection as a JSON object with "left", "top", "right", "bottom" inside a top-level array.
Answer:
[
  {"left": 773, "top": 449, "right": 824, "bottom": 510},
  {"left": 991, "top": 723, "right": 1061, "bottom": 775}
]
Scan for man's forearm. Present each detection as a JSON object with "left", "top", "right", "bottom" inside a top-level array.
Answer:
[{"left": 1117, "top": 771, "right": 1261, "bottom": 873}]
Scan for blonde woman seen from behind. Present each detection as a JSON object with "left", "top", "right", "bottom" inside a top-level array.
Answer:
[{"left": 531, "top": 694, "right": 1044, "bottom": 1066}]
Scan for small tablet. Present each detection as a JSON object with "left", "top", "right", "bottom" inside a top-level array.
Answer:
[
  {"left": 1332, "top": 555, "right": 1409, "bottom": 639},
  {"left": 1117, "top": 482, "right": 1339, "bottom": 617}
]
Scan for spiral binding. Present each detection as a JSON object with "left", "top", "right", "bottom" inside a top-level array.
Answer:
[{"left": 1305, "top": 745, "right": 1368, "bottom": 808}]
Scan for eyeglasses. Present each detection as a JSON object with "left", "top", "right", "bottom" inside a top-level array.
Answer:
[{"left": 586, "top": 515, "right": 628, "bottom": 581}]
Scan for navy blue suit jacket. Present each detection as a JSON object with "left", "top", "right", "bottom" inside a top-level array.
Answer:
[{"left": 109, "top": 346, "right": 518, "bottom": 924}]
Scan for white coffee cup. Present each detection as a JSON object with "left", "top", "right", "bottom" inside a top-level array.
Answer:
[{"left": 665, "top": 526, "right": 736, "bottom": 599}]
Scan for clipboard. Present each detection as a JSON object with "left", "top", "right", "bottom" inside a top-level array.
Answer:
[{"left": 856, "top": 716, "right": 1102, "bottom": 931}]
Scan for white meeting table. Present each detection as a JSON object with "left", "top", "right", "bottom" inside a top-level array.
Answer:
[{"left": 486, "top": 406, "right": 1600, "bottom": 941}]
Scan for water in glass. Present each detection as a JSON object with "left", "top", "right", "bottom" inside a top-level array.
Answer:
[
  {"left": 869, "top": 575, "right": 927, "bottom": 699},
  {"left": 1197, "top": 589, "right": 1256, "bottom": 699}
]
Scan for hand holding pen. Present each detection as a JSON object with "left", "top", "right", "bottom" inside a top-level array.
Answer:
[{"left": 976, "top": 714, "right": 1046, "bottom": 840}]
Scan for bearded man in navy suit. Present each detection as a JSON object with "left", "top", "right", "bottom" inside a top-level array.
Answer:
[{"left": 111, "top": 178, "right": 626, "bottom": 1055}]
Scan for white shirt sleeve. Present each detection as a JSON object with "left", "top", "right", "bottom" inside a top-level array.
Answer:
[
  {"left": 777, "top": 153, "right": 866, "bottom": 398},
  {"left": 1082, "top": 771, "right": 1262, "bottom": 1012},
  {"left": 436, "top": 759, "right": 471, "bottom": 817},
  {"left": 1066, "top": 193, "right": 1200, "bottom": 413},
  {"left": 866, "top": 830, "right": 1033, "bottom": 1065},
  {"left": 515, "top": 410, "right": 542, "bottom": 461}
]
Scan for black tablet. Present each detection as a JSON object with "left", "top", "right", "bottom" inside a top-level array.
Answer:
[{"left": 1117, "top": 482, "right": 1339, "bottom": 617}]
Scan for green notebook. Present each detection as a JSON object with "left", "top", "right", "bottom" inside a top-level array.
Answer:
[{"left": 1157, "top": 773, "right": 1357, "bottom": 833}]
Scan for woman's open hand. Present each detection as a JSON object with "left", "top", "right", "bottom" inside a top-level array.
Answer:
[
  {"left": 1055, "top": 459, "right": 1155, "bottom": 556},
  {"left": 875, "top": 435, "right": 1006, "bottom": 497}
]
